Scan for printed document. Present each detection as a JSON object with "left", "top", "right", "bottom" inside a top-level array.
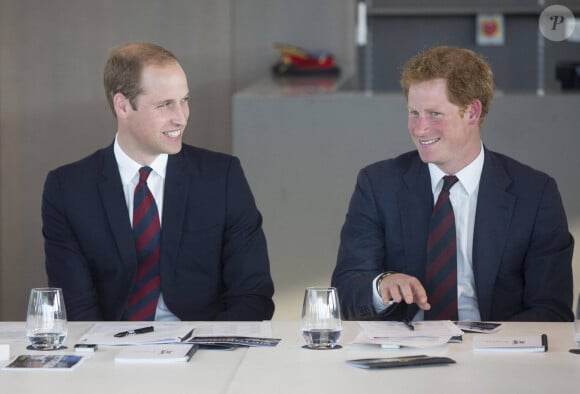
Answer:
[{"left": 355, "top": 320, "right": 463, "bottom": 348}]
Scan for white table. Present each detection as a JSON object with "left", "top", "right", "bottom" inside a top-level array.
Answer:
[
  {"left": 235, "top": 321, "right": 580, "bottom": 394},
  {"left": 0, "top": 321, "right": 578, "bottom": 394}
]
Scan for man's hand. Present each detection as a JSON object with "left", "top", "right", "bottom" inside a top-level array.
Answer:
[{"left": 377, "top": 273, "right": 431, "bottom": 310}]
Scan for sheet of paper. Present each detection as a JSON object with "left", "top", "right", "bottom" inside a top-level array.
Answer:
[
  {"left": 77, "top": 321, "right": 272, "bottom": 346},
  {"left": 355, "top": 320, "right": 463, "bottom": 348},
  {"left": 114, "top": 344, "right": 198, "bottom": 363},
  {"left": 189, "top": 321, "right": 272, "bottom": 337},
  {"left": 77, "top": 322, "right": 194, "bottom": 346},
  {"left": 473, "top": 335, "right": 546, "bottom": 352}
]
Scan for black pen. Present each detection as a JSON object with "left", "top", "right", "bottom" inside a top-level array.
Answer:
[
  {"left": 114, "top": 326, "right": 154, "bottom": 338},
  {"left": 402, "top": 319, "right": 415, "bottom": 331}
]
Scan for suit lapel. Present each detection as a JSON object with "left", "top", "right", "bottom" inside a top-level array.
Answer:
[
  {"left": 98, "top": 145, "right": 137, "bottom": 270},
  {"left": 473, "top": 149, "right": 515, "bottom": 320},
  {"left": 160, "top": 151, "right": 191, "bottom": 278},
  {"left": 399, "top": 159, "right": 432, "bottom": 318}
]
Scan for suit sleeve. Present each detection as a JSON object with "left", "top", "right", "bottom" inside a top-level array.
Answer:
[
  {"left": 42, "top": 170, "right": 104, "bottom": 321},
  {"left": 214, "top": 158, "right": 275, "bottom": 320},
  {"left": 331, "top": 169, "right": 404, "bottom": 321},
  {"left": 508, "top": 177, "right": 574, "bottom": 322}
]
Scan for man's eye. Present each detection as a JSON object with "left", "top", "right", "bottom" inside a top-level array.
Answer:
[
  {"left": 157, "top": 102, "right": 171, "bottom": 108},
  {"left": 430, "top": 112, "right": 441, "bottom": 117}
]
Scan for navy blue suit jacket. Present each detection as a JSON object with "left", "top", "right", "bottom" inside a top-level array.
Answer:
[
  {"left": 332, "top": 148, "right": 574, "bottom": 322},
  {"left": 43, "top": 143, "right": 274, "bottom": 321}
]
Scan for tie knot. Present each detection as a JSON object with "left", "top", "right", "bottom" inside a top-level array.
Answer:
[
  {"left": 442, "top": 175, "right": 458, "bottom": 192},
  {"left": 138, "top": 167, "right": 153, "bottom": 183}
]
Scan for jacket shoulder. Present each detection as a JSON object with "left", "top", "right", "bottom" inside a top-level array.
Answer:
[
  {"left": 47, "top": 147, "right": 109, "bottom": 179},
  {"left": 486, "top": 149, "right": 554, "bottom": 187},
  {"left": 178, "top": 144, "right": 238, "bottom": 167},
  {"left": 362, "top": 151, "right": 421, "bottom": 182}
]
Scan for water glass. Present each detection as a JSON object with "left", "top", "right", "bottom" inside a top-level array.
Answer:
[
  {"left": 575, "top": 293, "right": 580, "bottom": 344},
  {"left": 26, "top": 288, "right": 68, "bottom": 350},
  {"left": 300, "top": 287, "right": 342, "bottom": 349}
]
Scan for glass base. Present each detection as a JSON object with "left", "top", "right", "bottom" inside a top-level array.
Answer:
[
  {"left": 302, "top": 344, "right": 342, "bottom": 350},
  {"left": 26, "top": 345, "right": 67, "bottom": 351}
]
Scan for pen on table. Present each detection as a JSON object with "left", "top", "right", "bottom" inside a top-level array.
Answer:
[
  {"left": 114, "top": 326, "right": 154, "bottom": 338},
  {"left": 402, "top": 319, "right": 415, "bottom": 331}
]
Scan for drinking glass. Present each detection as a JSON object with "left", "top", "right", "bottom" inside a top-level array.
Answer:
[
  {"left": 300, "top": 287, "right": 342, "bottom": 349},
  {"left": 575, "top": 293, "right": 580, "bottom": 344},
  {"left": 25, "top": 288, "right": 68, "bottom": 350}
]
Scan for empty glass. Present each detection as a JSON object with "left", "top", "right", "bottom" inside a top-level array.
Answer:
[
  {"left": 300, "top": 287, "right": 342, "bottom": 349},
  {"left": 26, "top": 288, "right": 68, "bottom": 350}
]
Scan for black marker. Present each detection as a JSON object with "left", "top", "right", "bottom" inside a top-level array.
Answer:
[{"left": 114, "top": 326, "right": 154, "bottom": 338}]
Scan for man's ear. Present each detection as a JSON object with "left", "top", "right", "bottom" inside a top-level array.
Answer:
[
  {"left": 113, "top": 92, "right": 132, "bottom": 119},
  {"left": 466, "top": 99, "right": 482, "bottom": 125}
]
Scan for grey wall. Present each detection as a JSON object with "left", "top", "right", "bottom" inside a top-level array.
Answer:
[
  {"left": 233, "top": 86, "right": 580, "bottom": 320},
  {"left": 360, "top": 1, "right": 580, "bottom": 92},
  {"left": 0, "top": 0, "right": 355, "bottom": 320},
  {"left": 0, "top": 0, "right": 233, "bottom": 320}
]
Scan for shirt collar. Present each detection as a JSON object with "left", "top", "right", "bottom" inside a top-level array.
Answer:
[
  {"left": 113, "top": 135, "right": 168, "bottom": 185},
  {"left": 428, "top": 142, "right": 485, "bottom": 196}
]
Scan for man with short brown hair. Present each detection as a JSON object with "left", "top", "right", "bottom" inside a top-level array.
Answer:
[
  {"left": 43, "top": 42, "right": 275, "bottom": 321},
  {"left": 332, "top": 46, "right": 574, "bottom": 322}
]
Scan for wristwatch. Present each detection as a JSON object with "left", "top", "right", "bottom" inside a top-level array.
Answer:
[{"left": 376, "top": 271, "right": 397, "bottom": 299}]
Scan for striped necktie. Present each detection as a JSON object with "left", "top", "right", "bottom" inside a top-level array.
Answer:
[
  {"left": 123, "top": 166, "right": 161, "bottom": 321},
  {"left": 424, "top": 175, "right": 459, "bottom": 321}
]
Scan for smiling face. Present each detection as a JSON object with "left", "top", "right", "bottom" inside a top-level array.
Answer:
[
  {"left": 115, "top": 61, "right": 189, "bottom": 165},
  {"left": 407, "top": 78, "right": 482, "bottom": 174}
]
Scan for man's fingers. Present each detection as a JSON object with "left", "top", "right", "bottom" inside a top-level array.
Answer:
[
  {"left": 382, "top": 285, "right": 402, "bottom": 303},
  {"left": 380, "top": 274, "right": 427, "bottom": 306}
]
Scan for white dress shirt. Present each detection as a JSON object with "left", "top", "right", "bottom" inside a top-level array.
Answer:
[
  {"left": 373, "top": 143, "right": 485, "bottom": 321},
  {"left": 114, "top": 136, "right": 179, "bottom": 321}
]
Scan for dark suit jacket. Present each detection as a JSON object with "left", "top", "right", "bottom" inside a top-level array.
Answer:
[
  {"left": 332, "top": 148, "right": 574, "bottom": 322},
  {"left": 43, "top": 143, "right": 274, "bottom": 321}
]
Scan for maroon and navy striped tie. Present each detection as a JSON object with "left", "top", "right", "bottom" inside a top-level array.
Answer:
[
  {"left": 123, "top": 166, "right": 161, "bottom": 321},
  {"left": 424, "top": 175, "right": 459, "bottom": 321}
]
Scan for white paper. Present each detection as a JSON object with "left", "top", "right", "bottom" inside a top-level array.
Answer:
[
  {"left": 189, "top": 321, "right": 272, "bottom": 337},
  {"left": 355, "top": 320, "right": 463, "bottom": 348},
  {"left": 0, "top": 344, "right": 11, "bottom": 361},
  {"left": 473, "top": 335, "right": 546, "bottom": 352},
  {"left": 78, "top": 323, "right": 194, "bottom": 346},
  {"left": 115, "top": 344, "right": 197, "bottom": 363},
  {"left": 78, "top": 321, "right": 272, "bottom": 346}
]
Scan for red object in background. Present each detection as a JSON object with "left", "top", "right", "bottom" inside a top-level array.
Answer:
[
  {"left": 272, "top": 44, "right": 340, "bottom": 76},
  {"left": 482, "top": 20, "right": 498, "bottom": 36}
]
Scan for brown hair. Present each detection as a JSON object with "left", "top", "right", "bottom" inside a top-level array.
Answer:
[
  {"left": 103, "top": 42, "right": 178, "bottom": 116},
  {"left": 400, "top": 46, "right": 494, "bottom": 126}
]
